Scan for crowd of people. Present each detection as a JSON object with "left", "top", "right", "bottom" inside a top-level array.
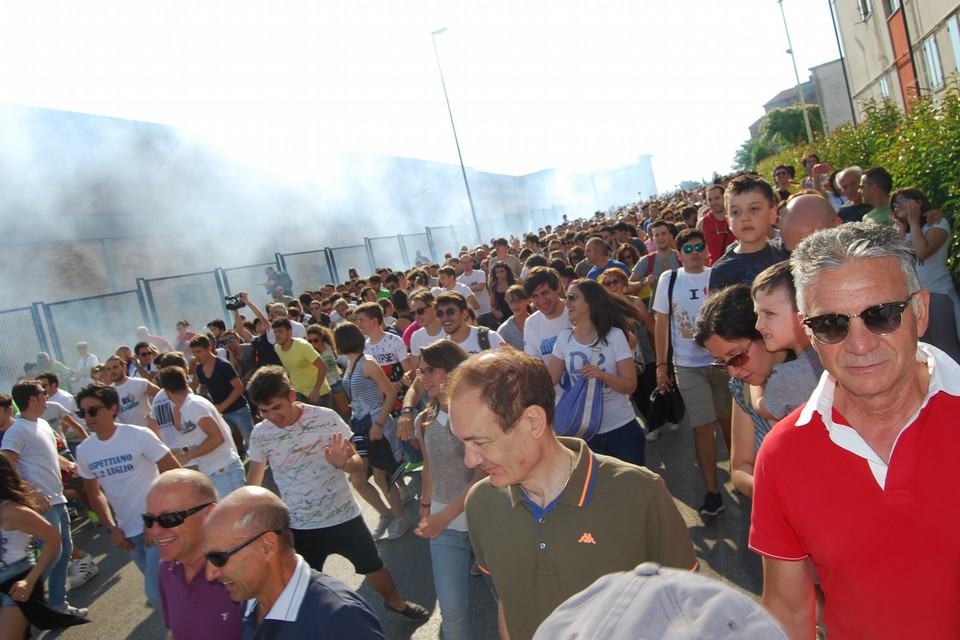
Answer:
[{"left": 2, "top": 158, "right": 959, "bottom": 640}]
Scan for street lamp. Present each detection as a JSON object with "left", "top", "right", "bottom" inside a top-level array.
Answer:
[
  {"left": 777, "top": 0, "right": 814, "bottom": 143},
  {"left": 430, "top": 27, "right": 482, "bottom": 245}
]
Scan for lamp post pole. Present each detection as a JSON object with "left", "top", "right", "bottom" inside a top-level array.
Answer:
[
  {"left": 431, "top": 27, "right": 482, "bottom": 245},
  {"left": 778, "top": 0, "right": 814, "bottom": 143}
]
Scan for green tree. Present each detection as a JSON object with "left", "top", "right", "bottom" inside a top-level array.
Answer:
[
  {"left": 732, "top": 137, "right": 776, "bottom": 172},
  {"left": 761, "top": 105, "right": 824, "bottom": 148}
]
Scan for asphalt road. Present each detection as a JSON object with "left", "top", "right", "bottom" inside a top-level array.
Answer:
[{"left": 36, "top": 423, "right": 761, "bottom": 640}]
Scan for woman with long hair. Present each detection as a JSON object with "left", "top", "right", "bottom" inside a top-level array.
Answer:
[
  {"left": 487, "top": 263, "right": 516, "bottom": 324},
  {"left": 413, "top": 341, "right": 483, "bottom": 640},
  {"left": 333, "top": 323, "right": 408, "bottom": 541},
  {"left": 497, "top": 285, "right": 533, "bottom": 350},
  {"left": 0, "top": 453, "right": 62, "bottom": 640},
  {"left": 546, "top": 278, "right": 647, "bottom": 465},
  {"left": 615, "top": 243, "right": 641, "bottom": 272},
  {"left": 306, "top": 324, "right": 350, "bottom": 419},
  {"left": 891, "top": 187, "right": 960, "bottom": 338},
  {"left": 598, "top": 268, "right": 658, "bottom": 419}
]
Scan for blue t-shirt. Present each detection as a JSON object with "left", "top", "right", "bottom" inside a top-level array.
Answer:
[{"left": 587, "top": 259, "right": 630, "bottom": 281}]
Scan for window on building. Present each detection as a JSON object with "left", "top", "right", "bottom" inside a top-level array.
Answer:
[
  {"left": 879, "top": 76, "right": 890, "bottom": 99},
  {"left": 858, "top": 0, "right": 872, "bottom": 21},
  {"left": 884, "top": 0, "right": 901, "bottom": 16},
  {"left": 923, "top": 37, "right": 945, "bottom": 90},
  {"left": 947, "top": 15, "right": 960, "bottom": 73}
]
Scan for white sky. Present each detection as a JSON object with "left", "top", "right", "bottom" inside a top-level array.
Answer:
[{"left": 0, "top": 1, "right": 842, "bottom": 192}]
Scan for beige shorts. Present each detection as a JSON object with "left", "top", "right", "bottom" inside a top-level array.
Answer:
[{"left": 674, "top": 365, "right": 732, "bottom": 427}]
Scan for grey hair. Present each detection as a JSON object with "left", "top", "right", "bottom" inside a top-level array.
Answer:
[
  {"left": 836, "top": 165, "right": 863, "bottom": 183},
  {"left": 236, "top": 498, "right": 295, "bottom": 551},
  {"left": 791, "top": 222, "right": 920, "bottom": 315}
]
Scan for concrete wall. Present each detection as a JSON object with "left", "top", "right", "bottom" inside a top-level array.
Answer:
[{"left": 812, "top": 59, "right": 856, "bottom": 133}]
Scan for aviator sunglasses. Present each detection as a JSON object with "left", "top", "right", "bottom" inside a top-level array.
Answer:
[
  {"left": 204, "top": 530, "right": 281, "bottom": 568},
  {"left": 802, "top": 294, "right": 917, "bottom": 344},
  {"left": 142, "top": 503, "right": 213, "bottom": 529},
  {"left": 681, "top": 243, "right": 706, "bottom": 254},
  {"left": 710, "top": 341, "right": 753, "bottom": 371}
]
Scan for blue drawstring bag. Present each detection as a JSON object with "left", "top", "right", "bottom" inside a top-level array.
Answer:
[{"left": 554, "top": 344, "right": 603, "bottom": 440}]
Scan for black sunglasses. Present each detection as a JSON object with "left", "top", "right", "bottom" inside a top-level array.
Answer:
[
  {"left": 414, "top": 307, "right": 431, "bottom": 316},
  {"left": 204, "top": 530, "right": 281, "bottom": 568},
  {"left": 75, "top": 405, "right": 106, "bottom": 418},
  {"left": 437, "top": 308, "right": 459, "bottom": 318},
  {"left": 138, "top": 351, "right": 152, "bottom": 358},
  {"left": 142, "top": 503, "right": 213, "bottom": 529},
  {"left": 710, "top": 341, "right": 753, "bottom": 371},
  {"left": 681, "top": 243, "right": 706, "bottom": 254},
  {"left": 802, "top": 294, "right": 916, "bottom": 345}
]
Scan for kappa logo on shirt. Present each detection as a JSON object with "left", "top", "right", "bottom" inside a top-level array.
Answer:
[{"left": 577, "top": 532, "right": 596, "bottom": 544}]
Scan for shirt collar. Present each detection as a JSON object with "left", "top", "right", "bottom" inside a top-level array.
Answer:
[
  {"left": 797, "top": 342, "right": 960, "bottom": 428},
  {"left": 244, "top": 554, "right": 311, "bottom": 622},
  {"left": 507, "top": 437, "right": 597, "bottom": 509}
]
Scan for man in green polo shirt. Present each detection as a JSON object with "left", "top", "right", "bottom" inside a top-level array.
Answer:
[
  {"left": 860, "top": 167, "right": 894, "bottom": 226},
  {"left": 447, "top": 349, "right": 697, "bottom": 640}
]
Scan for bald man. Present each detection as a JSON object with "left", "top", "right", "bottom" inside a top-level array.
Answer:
[
  {"left": 779, "top": 193, "right": 841, "bottom": 252},
  {"left": 203, "top": 487, "right": 385, "bottom": 639},
  {"left": 146, "top": 469, "right": 240, "bottom": 640}
]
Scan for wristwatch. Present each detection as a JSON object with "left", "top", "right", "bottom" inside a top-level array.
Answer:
[{"left": 400, "top": 407, "right": 416, "bottom": 416}]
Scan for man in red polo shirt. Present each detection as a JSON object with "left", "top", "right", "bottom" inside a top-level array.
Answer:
[
  {"left": 697, "top": 184, "right": 735, "bottom": 265},
  {"left": 749, "top": 223, "right": 960, "bottom": 639}
]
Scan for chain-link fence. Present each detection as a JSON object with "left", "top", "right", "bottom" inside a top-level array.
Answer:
[
  {"left": 220, "top": 263, "right": 279, "bottom": 300},
  {"left": 366, "top": 236, "right": 405, "bottom": 272},
  {"left": 0, "top": 306, "right": 48, "bottom": 395},
  {"left": 400, "top": 233, "right": 431, "bottom": 268},
  {"left": 44, "top": 290, "right": 149, "bottom": 373},
  {"left": 140, "top": 271, "right": 225, "bottom": 338},
  {"left": 279, "top": 249, "right": 334, "bottom": 292},
  {"left": 329, "top": 245, "right": 372, "bottom": 283}
]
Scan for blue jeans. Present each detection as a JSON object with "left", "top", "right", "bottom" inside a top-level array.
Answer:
[
  {"left": 588, "top": 419, "right": 646, "bottom": 466},
  {"left": 209, "top": 459, "right": 246, "bottom": 499},
  {"left": 0, "top": 557, "right": 34, "bottom": 607},
  {"left": 430, "top": 529, "right": 474, "bottom": 640},
  {"left": 223, "top": 406, "right": 255, "bottom": 447},
  {"left": 41, "top": 502, "right": 72, "bottom": 608},
  {"left": 127, "top": 533, "right": 161, "bottom": 609}
]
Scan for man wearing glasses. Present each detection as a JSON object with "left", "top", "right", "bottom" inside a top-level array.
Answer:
[
  {"left": 750, "top": 223, "right": 960, "bottom": 639},
  {"left": 74, "top": 383, "right": 180, "bottom": 610},
  {"left": 145, "top": 469, "right": 240, "bottom": 640},
  {"left": 652, "top": 229, "right": 732, "bottom": 518},
  {"left": 203, "top": 486, "right": 385, "bottom": 638}
]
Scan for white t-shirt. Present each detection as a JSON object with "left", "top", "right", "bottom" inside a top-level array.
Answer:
[
  {"left": 651, "top": 268, "right": 713, "bottom": 368},
  {"left": 40, "top": 401, "right": 73, "bottom": 440},
  {"left": 523, "top": 310, "right": 573, "bottom": 363},
  {"left": 114, "top": 376, "right": 152, "bottom": 427},
  {"left": 149, "top": 389, "right": 184, "bottom": 451},
  {"left": 433, "top": 282, "right": 479, "bottom": 306},
  {"left": 449, "top": 326, "right": 504, "bottom": 355},
  {"left": 178, "top": 395, "right": 240, "bottom": 477},
  {"left": 247, "top": 405, "right": 360, "bottom": 530},
  {"left": 410, "top": 325, "right": 445, "bottom": 357},
  {"left": 74, "top": 354, "right": 99, "bottom": 388},
  {"left": 76, "top": 424, "right": 171, "bottom": 535},
  {"left": 550, "top": 328, "right": 637, "bottom": 434},
  {"left": 1, "top": 418, "right": 65, "bottom": 505},
  {"left": 364, "top": 332, "right": 408, "bottom": 368},
  {"left": 459, "top": 270, "right": 491, "bottom": 314}
]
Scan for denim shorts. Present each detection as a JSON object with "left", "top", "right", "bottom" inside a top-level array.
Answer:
[{"left": 0, "top": 556, "right": 34, "bottom": 607}]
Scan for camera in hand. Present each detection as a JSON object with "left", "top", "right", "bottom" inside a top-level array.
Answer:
[{"left": 225, "top": 295, "right": 246, "bottom": 311}]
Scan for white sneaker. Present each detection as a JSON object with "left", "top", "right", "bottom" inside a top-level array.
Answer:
[
  {"left": 645, "top": 428, "right": 660, "bottom": 442},
  {"left": 385, "top": 517, "right": 411, "bottom": 540},
  {"left": 68, "top": 553, "right": 99, "bottom": 589},
  {"left": 370, "top": 514, "right": 393, "bottom": 539},
  {"left": 55, "top": 603, "right": 89, "bottom": 619},
  {"left": 668, "top": 422, "right": 681, "bottom": 432}
]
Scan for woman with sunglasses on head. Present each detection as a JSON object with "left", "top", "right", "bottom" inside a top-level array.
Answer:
[
  {"left": 413, "top": 342, "right": 484, "bottom": 640},
  {"left": 497, "top": 285, "right": 533, "bottom": 350},
  {"left": 890, "top": 188, "right": 960, "bottom": 339},
  {"left": 0, "top": 453, "right": 63, "bottom": 639},
  {"left": 306, "top": 324, "right": 350, "bottom": 420},
  {"left": 546, "top": 278, "right": 647, "bottom": 465},
  {"left": 598, "top": 268, "right": 658, "bottom": 419}
]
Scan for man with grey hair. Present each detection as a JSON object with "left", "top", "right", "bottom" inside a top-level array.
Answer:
[
  {"left": 203, "top": 486, "right": 386, "bottom": 639},
  {"left": 749, "top": 223, "right": 960, "bottom": 639},
  {"left": 835, "top": 166, "right": 870, "bottom": 223}
]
